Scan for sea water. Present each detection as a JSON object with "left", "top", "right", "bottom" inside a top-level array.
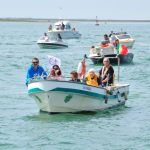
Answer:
[{"left": 0, "top": 22, "right": 150, "bottom": 150}]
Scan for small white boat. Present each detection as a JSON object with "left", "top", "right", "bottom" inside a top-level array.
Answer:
[
  {"left": 28, "top": 80, "right": 129, "bottom": 113},
  {"left": 48, "top": 21, "right": 81, "bottom": 39},
  {"left": 110, "top": 32, "right": 135, "bottom": 49},
  {"left": 37, "top": 39, "right": 68, "bottom": 49}
]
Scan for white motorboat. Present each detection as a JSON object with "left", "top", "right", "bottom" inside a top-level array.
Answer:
[
  {"left": 37, "top": 39, "right": 68, "bottom": 49},
  {"left": 37, "top": 35, "right": 68, "bottom": 49},
  {"left": 110, "top": 32, "right": 135, "bottom": 48},
  {"left": 28, "top": 80, "right": 129, "bottom": 113},
  {"left": 89, "top": 43, "right": 134, "bottom": 64},
  {"left": 48, "top": 21, "right": 81, "bottom": 39}
]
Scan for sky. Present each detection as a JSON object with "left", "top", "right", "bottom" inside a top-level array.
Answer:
[{"left": 0, "top": 0, "right": 149, "bottom": 20}]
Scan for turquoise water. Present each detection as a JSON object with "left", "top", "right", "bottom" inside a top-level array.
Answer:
[{"left": 0, "top": 22, "right": 150, "bottom": 150}]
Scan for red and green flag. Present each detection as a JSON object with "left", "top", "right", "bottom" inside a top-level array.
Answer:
[{"left": 116, "top": 44, "right": 128, "bottom": 55}]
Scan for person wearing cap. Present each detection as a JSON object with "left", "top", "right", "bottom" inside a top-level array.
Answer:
[
  {"left": 85, "top": 68, "right": 100, "bottom": 87},
  {"left": 99, "top": 58, "right": 114, "bottom": 86},
  {"left": 26, "top": 57, "right": 47, "bottom": 86}
]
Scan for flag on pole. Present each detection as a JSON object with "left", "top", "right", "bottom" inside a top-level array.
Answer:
[
  {"left": 46, "top": 55, "right": 61, "bottom": 69},
  {"left": 116, "top": 44, "right": 128, "bottom": 55}
]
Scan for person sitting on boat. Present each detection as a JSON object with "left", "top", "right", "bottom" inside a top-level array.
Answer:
[
  {"left": 99, "top": 58, "right": 114, "bottom": 86},
  {"left": 104, "top": 34, "right": 110, "bottom": 42},
  {"left": 77, "top": 58, "right": 86, "bottom": 80},
  {"left": 47, "top": 65, "right": 63, "bottom": 80},
  {"left": 90, "top": 46, "right": 97, "bottom": 55},
  {"left": 48, "top": 24, "right": 52, "bottom": 31},
  {"left": 115, "top": 39, "right": 128, "bottom": 55},
  {"left": 42, "top": 32, "right": 49, "bottom": 41},
  {"left": 70, "top": 71, "right": 80, "bottom": 82},
  {"left": 57, "top": 33, "right": 62, "bottom": 42},
  {"left": 85, "top": 69, "right": 100, "bottom": 87},
  {"left": 26, "top": 58, "right": 47, "bottom": 86}
]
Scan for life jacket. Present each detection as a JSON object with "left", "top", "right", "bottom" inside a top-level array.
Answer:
[
  {"left": 79, "top": 62, "right": 86, "bottom": 77},
  {"left": 101, "top": 66, "right": 114, "bottom": 85},
  {"left": 86, "top": 74, "right": 99, "bottom": 87},
  {"left": 101, "top": 66, "right": 108, "bottom": 79},
  {"left": 101, "top": 43, "right": 109, "bottom": 48}
]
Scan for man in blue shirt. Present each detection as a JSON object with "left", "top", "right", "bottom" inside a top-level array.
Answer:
[{"left": 26, "top": 57, "right": 47, "bottom": 85}]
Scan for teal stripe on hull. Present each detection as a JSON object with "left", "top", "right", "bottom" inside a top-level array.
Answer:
[
  {"left": 28, "top": 87, "right": 105, "bottom": 98},
  {"left": 51, "top": 88, "right": 104, "bottom": 99},
  {"left": 28, "top": 88, "right": 43, "bottom": 94}
]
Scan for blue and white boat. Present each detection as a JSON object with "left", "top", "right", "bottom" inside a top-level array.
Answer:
[{"left": 28, "top": 80, "right": 129, "bottom": 113}]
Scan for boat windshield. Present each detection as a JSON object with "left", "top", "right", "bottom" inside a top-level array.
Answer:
[
  {"left": 117, "top": 34, "right": 131, "bottom": 39},
  {"left": 65, "top": 24, "right": 71, "bottom": 30}
]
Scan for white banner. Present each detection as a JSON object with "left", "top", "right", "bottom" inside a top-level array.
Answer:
[{"left": 46, "top": 55, "right": 61, "bottom": 69}]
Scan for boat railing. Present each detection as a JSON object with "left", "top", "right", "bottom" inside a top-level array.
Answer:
[{"left": 28, "top": 74, "right": 85, "bottom": 84}]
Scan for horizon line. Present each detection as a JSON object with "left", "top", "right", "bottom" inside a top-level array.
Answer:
[{"left": 0, "top": 17, "right": 150, "bottom": 23}]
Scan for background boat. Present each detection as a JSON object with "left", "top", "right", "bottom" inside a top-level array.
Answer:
[
  {"left": 48, "top": 21, "right": 82, "bottom": 39},
  {"left": 37, "top": 39, "right": 68, "bottom": 49}
]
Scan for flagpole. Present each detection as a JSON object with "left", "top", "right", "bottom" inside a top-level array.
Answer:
[{"left": 118, "top": 55, "right": 120, "bottom": 83}]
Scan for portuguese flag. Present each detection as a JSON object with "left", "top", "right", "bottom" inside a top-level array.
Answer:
[{"left": 116, "top": 44, "right": 128, "bottom": 55}]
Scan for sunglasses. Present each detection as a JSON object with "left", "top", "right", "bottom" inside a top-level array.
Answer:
[{"left": 32, "top": 61, "right": 38, "bottom": 64}]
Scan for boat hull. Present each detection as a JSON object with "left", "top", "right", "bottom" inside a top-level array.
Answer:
[
  {"left": 37, "top": 43, "right": 68, "bottom": 49},
  {"left": 89, "top": 53, "right": 134, "bottom": 64},
  {"left": 48, "top": 30, "right": 81, "bottom": 39},
  {"left": 37, "top": 39, "right": 68, "bottom": 49},
  {"left": 28, "top": 81, "right": 129, "bottom": 113}
]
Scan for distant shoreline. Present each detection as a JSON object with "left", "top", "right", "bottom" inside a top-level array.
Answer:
[{"left": 0, "top": 18, "right": 150, "bottom": 23}]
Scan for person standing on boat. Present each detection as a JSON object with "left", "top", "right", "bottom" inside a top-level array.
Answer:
[
  {"left": 77, "top": 58, "right": 86, "bottom": 80},
  {"left": 104, "top": 34, "right": 110, "bottom": 42},
  {"left": 99, "top": 58, "right": 114, "bottom": 86},
  {"left": 26, "top": 58, "right": 47, "bottom": 86},
  {"left": 61, "top": 22, "right": 65, "bottom": 30},
  {"left": 109, "top": 31, "right": 114, "bottom": 37},
  {"left": 85, "top": 69, "right": 100, "bottom": 87}
]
